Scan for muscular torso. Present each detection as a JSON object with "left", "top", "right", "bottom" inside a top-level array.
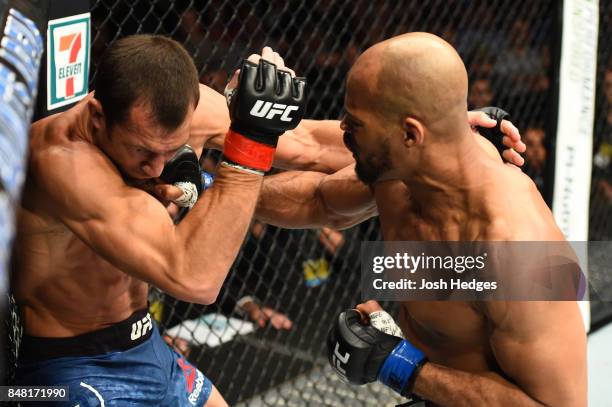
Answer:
[
  {"left": 12, "top": 108, "right": 148, "bottom": 337},
  {"left": 371, "top": 172, "right": 558, "bottom": 375}
]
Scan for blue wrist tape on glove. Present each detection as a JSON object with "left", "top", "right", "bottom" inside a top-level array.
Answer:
[
  {"left": 201, "top": 170, "right": 214, "bottom": 190},
  {"left": 378, "top": 340, "right": 426, "bottom": 395}
]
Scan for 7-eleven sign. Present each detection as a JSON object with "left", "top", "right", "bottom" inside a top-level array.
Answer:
[{"left": 47, "top": 13, "right": 90, "bottom": 110}]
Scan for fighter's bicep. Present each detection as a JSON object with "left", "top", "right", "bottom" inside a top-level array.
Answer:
[
  {"left": 33, "top": 146, "right": 178, "bottom": 277},
  {"left": 68, "top": 188, "right": 173, "bottom": 252},
  {"left": 487, "top": 302, "right": 587, "bottom": 406}
]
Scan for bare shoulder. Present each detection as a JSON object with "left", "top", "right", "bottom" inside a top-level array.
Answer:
[
  {"left": 482, "top": 164, "right": 563, "bottom": 241},
  {"left": 30, "top": 116, "right": 109, "bottom": 178},
  {"left": 28, "top": 116, "right": 125, "bottom": 217},
  {"left": 482, "top": 300, "right": 583, "bottom": 338},
  {"left": 191, "top": 83, "right": 230, "bottom": 152}
]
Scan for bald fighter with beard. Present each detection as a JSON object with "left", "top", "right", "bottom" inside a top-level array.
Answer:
[{"left": 255, "top": 33, "right": 587, "bottom": 406}]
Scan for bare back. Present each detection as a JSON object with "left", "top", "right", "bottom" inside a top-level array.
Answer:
[{"left": 13, "top": 104, "right": 148, "bottom": 337}]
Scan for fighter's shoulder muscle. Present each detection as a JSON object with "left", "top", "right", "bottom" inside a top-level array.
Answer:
[
  {"left": 189, "top": 83, "right": 230, "bottom": 153},
  {"left": 483, "top": 166, "right": 562, "bottom": 241},
  {"left": 28, "top": 126, "right": 127, "bottom": 223}
]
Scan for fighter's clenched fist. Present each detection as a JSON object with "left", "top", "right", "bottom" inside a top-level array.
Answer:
[
  {"left": 223, "top": 47, "right": 307, "bottom": 173},
  {"left": 327, "top": 308, "right": 427, "bottom": 398}
]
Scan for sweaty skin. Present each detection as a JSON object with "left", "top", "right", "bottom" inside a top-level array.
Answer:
[
  {"left": 12, "top": 41, "right": 525, "bottom": 406},
  {"left": 13, "top": 95, "right": 265, "bottom": 336},
  {"left": 12, "top": 47, "right": 319, "bottom": 407},
  {"left": 256, "top": 34, "right": 586, "bottom": 407},
  {"left": 12, "top": 48, "right": 311, "bottom": 342},
  {"left": 12, "top": 45, "right": 354, "bottom": 344}
]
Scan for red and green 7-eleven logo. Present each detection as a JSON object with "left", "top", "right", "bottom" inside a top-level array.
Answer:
[
  {"left": 58, "top": 32, "right": 81, "bottom": 97},
  {"left": 47, "top": 13, "right": 90, "bottom": 110}
]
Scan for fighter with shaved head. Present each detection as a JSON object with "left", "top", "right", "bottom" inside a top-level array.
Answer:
[{"left": 256, "top": 33, "right": 587, "bottom": 406}]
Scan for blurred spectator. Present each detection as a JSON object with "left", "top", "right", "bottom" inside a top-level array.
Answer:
[
  {"left": 522, "top": 127, "right": 547, "bottom": 192},
  {"left": 589, "top": 66, "right": 612, "bottom": 239},
  {"left": 454, "top": 2, "right": 503, "bottom": 75},
  {"left": 492, "top": 19, "right": 550, "bottom": 109},
  {"left": 468, "top": 49, "right": 497, "bottom": 78},
  {"left": 302, "top": 227, "right": 345, "bottom": 287},
  {"left": 318, "top": 227, "right": 345, "bottom": 255},
  {"left": 159, "top": 224, "right": 295, "bottom": 357},
  {"left": 234, "top": 220, "right": 293, "bottom": 331},
  {"left": 593, "top": 65, "right": 612, "bottom": 231},
  {"left": 468, "top": 78, "right": 495, "bottom": 109},
  {"left": 603, "top": 67, "right": 612, "bottom": 126},
  {"left": 201, "top": 67, "right": 230, "bottom": 93},
  {"left": 595, "top": 175, "right": 612, "bottom": 203},
  {"left": 591, "top": 137, "right": 612, "bottom": 240},
  {"left": 304, "top": 31, "right": 356, "bottom": 119},
  {"left": 172, "top": 3, "right": 245, "bottom": 83}
]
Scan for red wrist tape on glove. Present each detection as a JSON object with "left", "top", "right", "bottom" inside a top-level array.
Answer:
[{"left": 223, "top": 130, "right": 275, "bottom": 171}]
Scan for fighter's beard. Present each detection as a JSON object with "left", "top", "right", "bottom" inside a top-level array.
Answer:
[
  {"left": 354, "top": 159, "right": 383, "bottom": 185},
  {"left": 353, "top": 142, "right": 393, "bottom": 185}
]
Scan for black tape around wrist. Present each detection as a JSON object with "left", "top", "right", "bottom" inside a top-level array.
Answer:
[{"left": 230, "top": 123, "right": 279, "bottom": 147}]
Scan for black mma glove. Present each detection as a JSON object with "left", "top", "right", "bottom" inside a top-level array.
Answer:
[
  {"left": 160, "top": 145, "right": 203, "bottom": 209},
  {"left": 327, "top": 309, "right": 427, "bottom": 397},
  {"left": 223, "top": 59, "right": 307, "bottom": 173},
  {"left": 474, "top": 106, "right": 510, "bottom": 160}
]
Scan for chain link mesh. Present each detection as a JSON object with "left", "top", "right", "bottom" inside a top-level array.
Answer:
[
  {"left": 589, "top": 1, "right": 612, "bottom": 329},
  {"left": 4, "top": 0, "right": 610, "bottom": 405},
  {"left": 592, "top": 2, "right": 612, "bottom": 242}
]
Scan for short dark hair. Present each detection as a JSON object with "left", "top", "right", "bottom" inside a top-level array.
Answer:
[{"left": 94, "top": 34, "right": 200, "bottom": 130}]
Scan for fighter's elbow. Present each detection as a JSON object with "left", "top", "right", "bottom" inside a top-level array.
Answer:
[
  {"left": 166, "top": 274, "right": 221, "bottom": 305},
  {"left": 322, "top": 204, "right": 378, "bottom": 230},
  {"left": 323, "top": 213, "right": 353, "bottom": 230},
  {"left": 153, "top": 256, "right": 218, "bottom": 304},
  {"left": 186, "top": 285, "right": 220, "bottom": 305},
  {"left": 189, "top": 276, "right": 223, "bottom": 305}
]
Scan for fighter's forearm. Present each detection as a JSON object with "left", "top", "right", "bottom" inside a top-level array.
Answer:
[
  {"left": 256, "top": 170, "right": 376, "bottom": 230},
  {"left": 413, "top": 363, "right": 546, "bottom": 407},
  {"left": 203, "top": 118, "right": 354, "bottom": 173},
  {"left": 273, "top": 119, "right": 354, "bottom": 173},
  {"left": 174, "top": 165, "right": 262, "bottom": 304},
  {"left": 255, "top": 171, "right": 330, "bottom": 229}
]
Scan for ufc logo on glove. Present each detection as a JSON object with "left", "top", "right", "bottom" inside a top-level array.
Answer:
[
  {"left": 249, "top": 100, "right": 299, "bottom": 122},
  {"left": 332, "top": 342, "right": 350, "bottom": 380},
  {"left": 223, "top": 58, "right": 306, "bottom": 173}
]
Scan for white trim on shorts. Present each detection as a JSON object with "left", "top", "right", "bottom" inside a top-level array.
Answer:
[{"left": 79, "top": 381, "right": 106, "bottom": 406}]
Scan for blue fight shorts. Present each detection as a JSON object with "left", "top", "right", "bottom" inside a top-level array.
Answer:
[{"left": 16, "top": 309, "right": 213, "bottom": 406}]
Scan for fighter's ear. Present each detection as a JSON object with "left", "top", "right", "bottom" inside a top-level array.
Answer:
[
  {"left": 402, "top": 116, "right": 425, "bottom": 148},
  {"left": 88, "top": 97, "right": 106, "bottom": 131}
]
